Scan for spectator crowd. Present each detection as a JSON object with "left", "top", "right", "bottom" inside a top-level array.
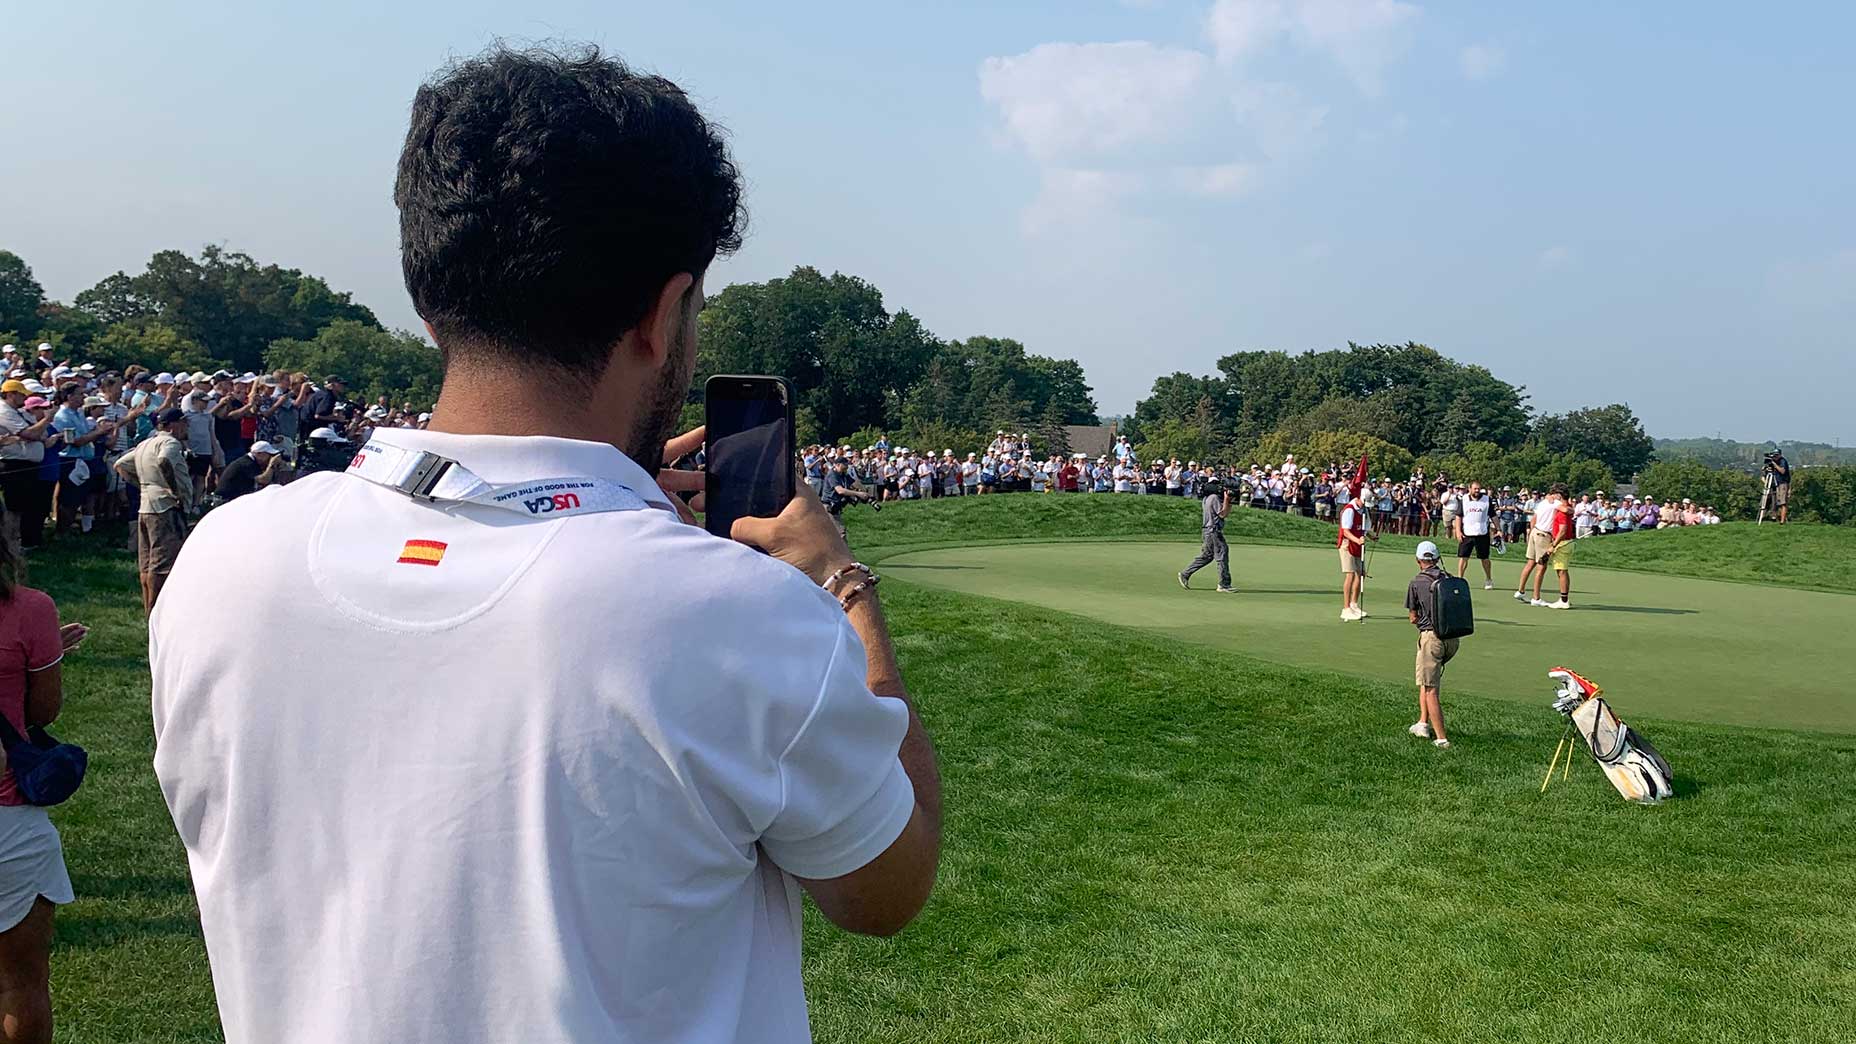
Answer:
[
  {"left": 0, "top": 342, "right": 435, "bottom": 554},
  {"left": 0, "top": 341, "right": 1730, "bottom": 577},
  {"left": 804, "top": 430, "right": 1726, "bottom": 536}
]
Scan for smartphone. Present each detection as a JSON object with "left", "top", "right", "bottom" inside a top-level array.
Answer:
[{"left": 703, "top": 375, "right": 795, "bottom": 539}]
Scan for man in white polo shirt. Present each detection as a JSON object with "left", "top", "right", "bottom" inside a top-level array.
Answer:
[{"left": 149, "top": 45, "right": 940, "bottom": 1044}]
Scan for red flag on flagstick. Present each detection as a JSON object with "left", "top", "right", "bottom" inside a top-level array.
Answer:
[{"left": 1349, "top": 453, "right": 1369, "bottom": 501}]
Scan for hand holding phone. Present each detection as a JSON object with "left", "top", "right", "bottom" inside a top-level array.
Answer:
[{"left": 703, "top": 375, "right": 795, "bottom": 539}]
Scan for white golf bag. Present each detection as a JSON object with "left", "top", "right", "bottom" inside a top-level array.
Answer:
[{"left": 1547, "top": 668, "right": 1674, "bottom": 804}]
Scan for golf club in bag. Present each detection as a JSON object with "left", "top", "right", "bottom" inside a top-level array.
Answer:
[{"left": 1541, "top": 667, "right": 1674, "bottom": 804}]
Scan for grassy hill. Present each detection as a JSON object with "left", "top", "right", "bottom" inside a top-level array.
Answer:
[
  {"left": 33, "top": 498, "right": 1856, "bottom": 1042},
  {"left": 848, "top": 495, "right": 1856, "bottom": 592}
]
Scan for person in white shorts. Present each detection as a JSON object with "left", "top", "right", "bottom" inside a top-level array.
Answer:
[{"left": 0, "top": 534, "right": 84, "bottom": 1044}]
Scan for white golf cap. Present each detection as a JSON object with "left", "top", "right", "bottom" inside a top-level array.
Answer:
[
  {"left": 36, "top": 343, "right": 52, "bottom": 353},
  {"left": 1416, "top": 540, "right": 1440, "bottom": 560},
  {"left": 0, "top": 345, "right": 13, "bottom": 354},
  {"left": 309, "top": 426, "right": 348, "bottom": 442},
  {"left": 190, "top": 371, "right": 211, "bottom": 383},
  {"left": 155, "top": 372, "right": 176, "bottom": 384},
  {"left": 249, "top": 440, "right": 282, "bottom": 456}
]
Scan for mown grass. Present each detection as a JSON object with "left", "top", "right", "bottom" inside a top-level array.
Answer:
[
  {"left": 848, "top": 494, "right": 1856, "bottom": 592},
  {"left": 29, "top": 501, "right": 1856, "bottom": 1042}
]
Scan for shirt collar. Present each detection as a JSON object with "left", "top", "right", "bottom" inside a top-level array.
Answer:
[{"left": 359, "top": 428, "right": 670, "bottom": 506}]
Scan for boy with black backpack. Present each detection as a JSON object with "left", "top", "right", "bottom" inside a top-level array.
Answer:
[{"left": 1405, "top": 540, "right": 1474, "bottom": 749}]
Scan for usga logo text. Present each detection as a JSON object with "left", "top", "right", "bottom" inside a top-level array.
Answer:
[{"left": 525, "top": 492, "right": 582, "bottom": 514}]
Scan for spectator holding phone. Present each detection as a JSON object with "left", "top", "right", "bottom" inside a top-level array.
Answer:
[
  {"left": 0, "top": 531, "right": 87, "bottom": 1044},
  {"left": 150, "top": 45, "right": 940, "bottom": 1044}
]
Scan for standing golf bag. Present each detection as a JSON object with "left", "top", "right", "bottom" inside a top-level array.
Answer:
[{"left": 1546, "top": 668, "right": 1674, "bottom": 804}]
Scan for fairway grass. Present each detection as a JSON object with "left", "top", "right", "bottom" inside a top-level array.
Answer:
[
  {"left": 880, "top": 541, "right": 1856, "bottom": 733},
  {"left": 32, "top": 504, "right": 1856, "bottom": 1043},
  {"left": 847, "top": 495, "right": 1856, "bottom": 593}
]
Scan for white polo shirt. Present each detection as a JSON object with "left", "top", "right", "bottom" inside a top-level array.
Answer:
[{"left": 150, "top": 430, "right": 914, "bottom": 1044}]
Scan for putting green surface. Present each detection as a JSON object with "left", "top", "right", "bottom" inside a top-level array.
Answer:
[{"left": 884, "top": 540, "right": 1856, "bottom": 734}]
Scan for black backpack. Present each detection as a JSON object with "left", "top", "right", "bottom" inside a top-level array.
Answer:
[{"left": 1431, "top": 574, "right": 1476, "bottom": 640}]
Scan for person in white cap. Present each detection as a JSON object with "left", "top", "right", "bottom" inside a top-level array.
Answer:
[
  {"left": 33, "top": 344, "right": 56, "bottom": 371},
  {"left": 213, "top": 441, "right": 286, "bottom": 503},
  {"left": 1405, "top": 540, "right": 1455, "bottom": 748}
]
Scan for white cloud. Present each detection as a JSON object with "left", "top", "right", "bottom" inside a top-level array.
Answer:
[
  {"left": 981, "top": 2, "right": 1416, "bottom": 226},
  {"left": 1176, "top": 162, "right": 1258, "bottom": 197},
  {"left": 979, "top": 42, "right": 1216, "bottom": 166},
  {"left": 1023, "top": 168, "right": 1145, "bottom": 233},
  {"left": 1231, "top": 82, "right": 1330, "bottom": 158},
  {"left": 1206, "top": 0, "right": 1420, "bottom": 94},
  {"left": 1459, "top": 42, "right": 1506, "bottom": 81},
  {"left": 1538, "top": 245, "right": 1574, "bottom": 271}
]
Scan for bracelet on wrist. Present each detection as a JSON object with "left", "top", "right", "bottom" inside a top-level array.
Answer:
[
  {"left": 822, "top": 562, "right": 872, "bottom": 596},
  {"left": 837, "top": 572, "right": 880, "bottom": 611}
]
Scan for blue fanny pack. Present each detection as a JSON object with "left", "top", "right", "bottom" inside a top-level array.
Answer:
[{"left": 0, "top": 714, "right": 87, "bottom": 806}]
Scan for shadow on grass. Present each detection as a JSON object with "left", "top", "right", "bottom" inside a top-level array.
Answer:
[
  {"left": 1580, "top": 604, "right": 1700, "bottom": 615},
  {"left": 72, "top": 872, "right": 195, "bottom": 901},
  {"left": 1671, "top": 775, "right": 1704, "bottom": 799},
  {"left": 54, "top": 914, "right": 203, "bottom": 950}
]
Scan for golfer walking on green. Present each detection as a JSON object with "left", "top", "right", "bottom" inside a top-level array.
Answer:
[{"left": 1179, "top": 482, "right": 1234, "bottom": 592}]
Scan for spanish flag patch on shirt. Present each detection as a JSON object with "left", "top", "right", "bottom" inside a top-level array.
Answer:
[{"left": 397, "top": 539, "right": 448, "bottom": 566}]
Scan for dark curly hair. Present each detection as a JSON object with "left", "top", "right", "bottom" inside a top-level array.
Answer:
[{"left": 395, "top": 44, "right": 744, "bottom": 379}]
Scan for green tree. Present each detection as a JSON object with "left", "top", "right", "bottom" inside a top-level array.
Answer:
[
  {"left": 85, "top": 246, "right": 381, "bottom": 373},
  {"left": 1792, "top": 466, "right": 1856, "bottom": 525},
  {"left": 1636, "top": 459, "right": 1763, "bottom": 519},
  {"left": 1531, "top": 403, "right": 1656, "bottom": 479},
  {"left": 1254, "top": 430, "right": 1415, "bottom": 482},
  {"left": 1136, "top": 417, "right": 1219, "bottom": 465},
  {"left": 0, "top": 251, "right": 46, "bottom": 334},
  {"left": 73, "top": 272, "right": 154, "bottom": 325},
  {"left": 91, "top": 319, "right": 227, "bottom": 374},
  {"left": 265, "top": 321, "right": 444, "bottom": 408}
]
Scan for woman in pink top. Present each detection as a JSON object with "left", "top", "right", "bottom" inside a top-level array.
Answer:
[{"left": 0, "top": 532, "right": 84, "bottom": 1044}]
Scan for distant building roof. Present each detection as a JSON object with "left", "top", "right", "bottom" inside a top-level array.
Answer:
[{"left": 1065, "top": 424, "right": 1113, "bottom": 458}]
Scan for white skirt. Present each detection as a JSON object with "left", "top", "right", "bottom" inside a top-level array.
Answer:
[{"left": 0, "top": 803, "right": 74, "bottom": 933}]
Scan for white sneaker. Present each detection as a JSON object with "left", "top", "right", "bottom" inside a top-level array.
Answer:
[
  {"left": 1513, "top": 590, "right": 1528, "bottom": 602},
  {"left": 1483, "top": 582, "right": 1494, "bottom": 590},
  {"left": 1531, "top": 599, "right": 1550, "bottom": 607},
  {"left": 1408, "top": 721, "right": 1433, "bottom": 738},
  {"left": 1356, "top": 608, "right": 1370, "bottom": 619},
  {"left": 1433, "top": 738, "right": 1452, "bottom": 749},
  {"left": 1548, "top": 600, "right": 1571, "bottom": 610},
  {"left": 1340, "top": 607, "right": 1360, "bottom": 621}
]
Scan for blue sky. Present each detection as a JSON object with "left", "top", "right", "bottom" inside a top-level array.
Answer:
[{"left": 6, "top": 1, "right": 1852, "bottom": 443}]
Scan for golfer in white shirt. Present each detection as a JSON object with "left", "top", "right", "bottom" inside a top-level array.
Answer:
[{"left": 149, "top": 46, "right": 940, "bottom": 1044}]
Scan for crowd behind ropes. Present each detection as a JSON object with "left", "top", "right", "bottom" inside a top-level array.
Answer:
[
  {"left": 0, "top": 340, "right": 434, "bottom": 552},
  {"left": 807, "top": 430, "right": 1727, "bottom": 534}
]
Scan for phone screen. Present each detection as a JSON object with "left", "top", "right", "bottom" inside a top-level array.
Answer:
[{"left": 704, "top": 376, "right": 795, "bottom": 539}]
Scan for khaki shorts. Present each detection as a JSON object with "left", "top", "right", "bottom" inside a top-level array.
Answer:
[
  {"left": 1527, "top": 529, "right": 1554, "bottom": 564},
  {"left": 1551, "top": 538, "right": 1574, "bottom": 572},
  {"left": 1416, "top": 631, "right": 1459, "bottom": 688},
  {"left": 1339, "top": 547, "right": 1365, "bottom": 573},
  {"left": 137, "top": 508, "right": 188, "bottom": 575},
  {"left": 1772, "top": 483, "right": 1789, "bottom": 508}
]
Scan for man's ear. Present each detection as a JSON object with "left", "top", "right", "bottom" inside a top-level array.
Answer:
[{"left": 631, "top": 273, "right": 697, "bottom": 370}]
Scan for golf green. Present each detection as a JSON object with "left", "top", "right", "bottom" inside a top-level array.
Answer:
[{"left": 883, "top": 540, "right": 1856, "bottom": 734}]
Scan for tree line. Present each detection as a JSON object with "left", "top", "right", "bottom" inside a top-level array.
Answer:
[
  {"left": 7, "top": 244, "right": 1846, "bottom": 523},
  {"left": 1123, "top": 342, "right": 1659, "bottom": 495},
  {"left": 0, "top": 246, "right": 442, "bottom": 407},
  {"left": 690, "top": 266, "right": 1098, "bottom": 453}
]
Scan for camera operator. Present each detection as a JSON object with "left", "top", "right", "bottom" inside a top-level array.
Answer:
[
  {"left": 148, "top": 46, "right": 940, "bottom": 1044},
  {"left": 821, "top": 456, "right": 877, "bottom": 534},
  {"left": 1762, "top": 448, "right": 1791, "bottom": 524},
  {"left": 1177, "top": 478, "right": 1234, "bottom": 592}
]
